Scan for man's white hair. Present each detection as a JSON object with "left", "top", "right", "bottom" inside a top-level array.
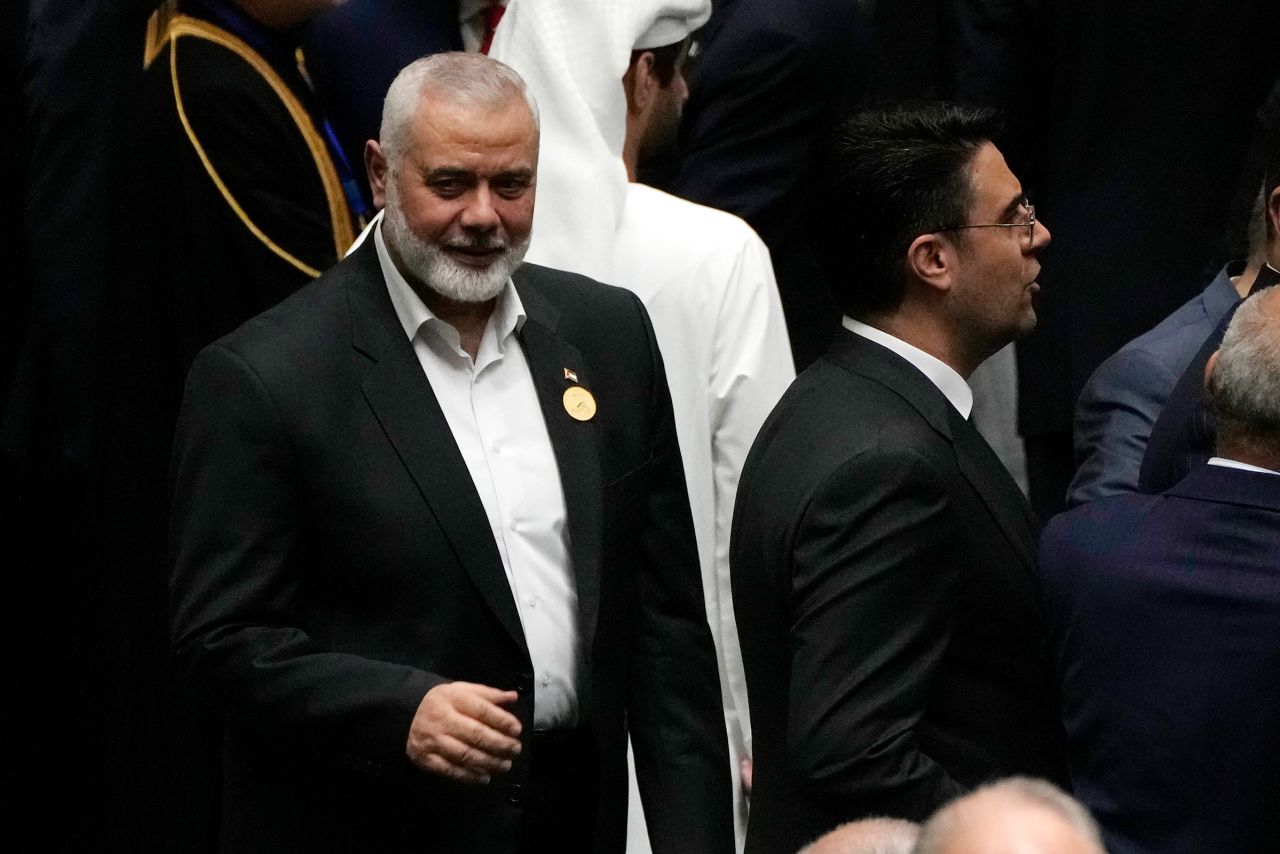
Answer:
[
  {"left": 378, "top": 51, "right": 540, "bottom": 168},
  {"left": 912, "top": 777, "right": 1105, "bottom": 854},
  {"left": 799, "top": 817, "right": 919, "bottom": 854},
  {"left": 1210, "top": 286, "right": 1280, "bottom": 444}
]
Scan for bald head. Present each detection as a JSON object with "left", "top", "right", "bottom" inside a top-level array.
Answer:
[
  {"left": 799, "top": 818, "right": 919, "bottom": 854},
  {"left": 913, "top": 778, "right": 1105, "bottom": 854}
]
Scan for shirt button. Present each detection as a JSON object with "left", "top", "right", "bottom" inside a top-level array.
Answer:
[
  {"left": 509, "top": 520, "right": 519, "bottom": 532},
  {"left": 527, "top": 596, "right": 537, "bottom": 609},
  {"left": 491, "top": 442, "right": 501, "bottom": 455},
  {"left": 539, "top": 673, "right": 551, "bottom": 687}
]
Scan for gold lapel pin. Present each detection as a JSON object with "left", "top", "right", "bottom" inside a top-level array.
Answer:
[
  {"left": 563, "top": 386, "right": 597, "bottom": 422},
  {"left": 563, "top": 367, "right": 578, "bottom": 382}
]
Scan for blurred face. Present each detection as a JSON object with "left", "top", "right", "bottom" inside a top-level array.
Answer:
[
  {"left": 371, "top": 93, "right": 537, "bottom": 303},
  {"left": 946, "top": 142, "right": 1050, "bottom": 353}
]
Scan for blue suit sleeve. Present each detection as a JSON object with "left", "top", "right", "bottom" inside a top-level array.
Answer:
[{"left": 1067, "top": 347, "right": 1176, "bottom": 507}]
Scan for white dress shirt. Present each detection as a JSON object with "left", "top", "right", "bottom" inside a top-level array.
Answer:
[
  {"left": 376, "top": 224, "right": 581, "bottom": 729},
  {"left": 842, "top": 316, "right": 974, "bottom": 419},
  {"left": 1208, "top": 457, "right": 1280, "bottom": 476}
]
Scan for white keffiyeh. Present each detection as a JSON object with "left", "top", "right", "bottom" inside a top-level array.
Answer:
[{"left": 488, "top": 0, "right": 710, "bottom": 283}]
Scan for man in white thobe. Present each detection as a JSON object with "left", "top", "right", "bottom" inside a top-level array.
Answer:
[{"left": 490, "top": 3, "right": 794, "bottom": 850}]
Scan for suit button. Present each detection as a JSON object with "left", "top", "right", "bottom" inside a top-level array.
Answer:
[{"left": 508, "top": 783, "right": 523, "bottom": 805}]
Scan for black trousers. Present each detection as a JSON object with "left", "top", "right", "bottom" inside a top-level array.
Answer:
[{"left": 518, "top": 728, "right": 599, "bottom": 853}]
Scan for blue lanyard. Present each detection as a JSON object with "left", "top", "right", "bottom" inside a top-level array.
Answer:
[{"left": 319, "top": 116, "right": 374, "bottom": 223}]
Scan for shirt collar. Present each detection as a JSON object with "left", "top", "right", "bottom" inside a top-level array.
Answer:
[
  {"left": 842, "top": 316, "right": 974, "bottom": 419},
  {"left": 375, "top": 220, "right": 526, "bottom": 350},
  {"left": 1207, "top": 457, "right": 1280, "bottom": 476}
]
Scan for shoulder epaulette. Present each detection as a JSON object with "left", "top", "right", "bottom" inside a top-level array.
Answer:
[
  {"left": 141, "top": 0, "right": 355, "bottom": 275},
  {"left": 143, "top": 0, "right": 179, "bottom": 69}
]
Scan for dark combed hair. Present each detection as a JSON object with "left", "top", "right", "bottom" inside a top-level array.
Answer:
[{"left": 812, "top": 102, "right": 1006, "bottom": 318}]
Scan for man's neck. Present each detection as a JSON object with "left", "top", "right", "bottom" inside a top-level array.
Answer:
[
  {"left": 384, "top": 234, "right": 495, "bottom": 361},
  {"left": 421, "top": 292, "right": 495, "bottom": 361},
  {"left": 858, "top": 311, "right": 981, "bottom": 379}
]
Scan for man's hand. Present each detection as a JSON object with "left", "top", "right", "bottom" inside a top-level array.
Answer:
[{"left": 406, "top": 682, "right": 523, "bottom": 784}]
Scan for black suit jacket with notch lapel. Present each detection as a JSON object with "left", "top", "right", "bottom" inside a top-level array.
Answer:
[
  {"left": 168, "top": 240, "right": 733, "bottom": 853},
  {"left": 730, "top": 329, "right": 1069, "bottom": 854}
]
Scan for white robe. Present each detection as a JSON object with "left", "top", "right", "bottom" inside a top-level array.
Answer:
[{"left": 614, "top": 183, "right": 794, "bottom": 854}]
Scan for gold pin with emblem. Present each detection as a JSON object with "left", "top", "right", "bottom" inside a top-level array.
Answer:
[{"left": 563, "top": 386, "right": 597, "bottom": 421}]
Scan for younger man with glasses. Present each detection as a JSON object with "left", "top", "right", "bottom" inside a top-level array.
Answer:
[{"left": 731, "top": 103, "right": 1069, "bottom": 854}]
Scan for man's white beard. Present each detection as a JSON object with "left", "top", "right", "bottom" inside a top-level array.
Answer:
[{"left": 383, "top": 181, "right": 530, "bottom": 304}]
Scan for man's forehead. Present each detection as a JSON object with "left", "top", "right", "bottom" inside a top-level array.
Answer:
[
  {"left": 966, "top": 142, "right": 1023, "bottom": 211},
  {"left": 408, "top": 95, "right": 539, "bottom": 164},
  {"left": 413, "top": 89, "right": 536, "bottom": 132}
]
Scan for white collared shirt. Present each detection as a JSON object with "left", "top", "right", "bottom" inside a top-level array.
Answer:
[
  {"left": 842, "top": 316, "right": 974, "bottom": 419},
  {"left": 1208, "top": 457, "right": 1280, "bottom": 476},
  {"left": 375, "top": 224, "right": 581, "bottom": 729}
]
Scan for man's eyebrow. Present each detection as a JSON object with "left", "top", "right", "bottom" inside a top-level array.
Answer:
[
  {"left": 1000, "top": 193, "right": 1027, "bottom": 220},
  {"left": 495, "top": 168, "right": 535, "bottom": 182},
  {"left": 423, "top": 167, "right": 474, "bottom": 181}
]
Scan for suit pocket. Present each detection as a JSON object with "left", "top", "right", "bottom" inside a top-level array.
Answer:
[{"left": 604, "top": 454, "right": 654, "bottom": 510}]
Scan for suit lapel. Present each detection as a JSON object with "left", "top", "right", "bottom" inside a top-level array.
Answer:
[
  {"left": 947, "top": 408, "right": 1038, "bottom": 570},
  {"left": 515, "top": 280, "right": 604, "bottom": 654},
  {"left": 346, "top": 243, "right": 529, "bottom": 658},
  {"left": 828, "top": 330, "right": 1037, "bottom": 570}
]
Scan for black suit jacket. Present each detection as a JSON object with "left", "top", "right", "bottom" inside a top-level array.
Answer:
[
  {"left": 730, "top": 330, "right": 1068, "bottom": 854},
  {"left": 168, "top": 242, "right": 732, "bottom": 853},
  {"left": 1039, "top": 465, "right": 1280, "bottom": 854}
]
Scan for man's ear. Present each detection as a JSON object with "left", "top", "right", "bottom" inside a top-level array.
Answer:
[
  {"left": 623, "top": 52, "right": 656, "bottom": 116},
  {"left": 906, "top": 232, "right": 955, "bottom": 295},
  {"left": 365, "top": 140, "right": 389, "bottom": 211},
  {"left": 1204, "top": 349, "right": 1220, "bottom": 396},
  {"left": 1268, "top": 185, "right": 1280, "bottom": 248}
]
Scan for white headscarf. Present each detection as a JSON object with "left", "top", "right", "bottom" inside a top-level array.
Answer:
[{"left": 488, "top": 0, "right": 710, "bottom": 282}]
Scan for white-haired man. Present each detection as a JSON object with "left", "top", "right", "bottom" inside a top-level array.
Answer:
[
  {"left": 169, "top": 52, "right": 733, "bottom": 853},
  {"left": 1039, "top": 286, "right": 1280, "bottom": 854},
  {"left": 800, "top": 818, "right": 920, "bottom": 854},
  {"left": 913, "top": 778, "right": 1105, "bottom": 854}
]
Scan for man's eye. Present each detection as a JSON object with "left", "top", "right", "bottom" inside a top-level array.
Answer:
[
  {"left": 431, "top": 181, "right": 464, "bottom": 197},
  {"left": 495, "top": 181, "right": 529, "bottom": 199}
]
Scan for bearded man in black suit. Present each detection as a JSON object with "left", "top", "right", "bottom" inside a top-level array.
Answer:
[
  {"left": 168, "top": 52, "right": 732, "bottom": 854},
  {"left": 730, "top": 103, "right": 1069, "bottom": 854}
]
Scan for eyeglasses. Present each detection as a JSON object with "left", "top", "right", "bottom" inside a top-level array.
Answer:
[{"left": 937, "top": 198, "right": 1036, "bottom": 246}]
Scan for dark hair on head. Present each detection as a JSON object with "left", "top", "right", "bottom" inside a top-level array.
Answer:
[
  {"left": 812, "top": 102, "right": 1005, "bottom": 318},
  {"left": 629, "top": 38, "right": 688, "bottom": 88}
]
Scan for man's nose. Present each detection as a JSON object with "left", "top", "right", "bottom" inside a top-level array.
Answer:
[
  {"left": 1031, "top": 218, "right": 1051, "bottom": 251},
  {"left": 460, "top": 186, "right": 500, "bottom": 230}
]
